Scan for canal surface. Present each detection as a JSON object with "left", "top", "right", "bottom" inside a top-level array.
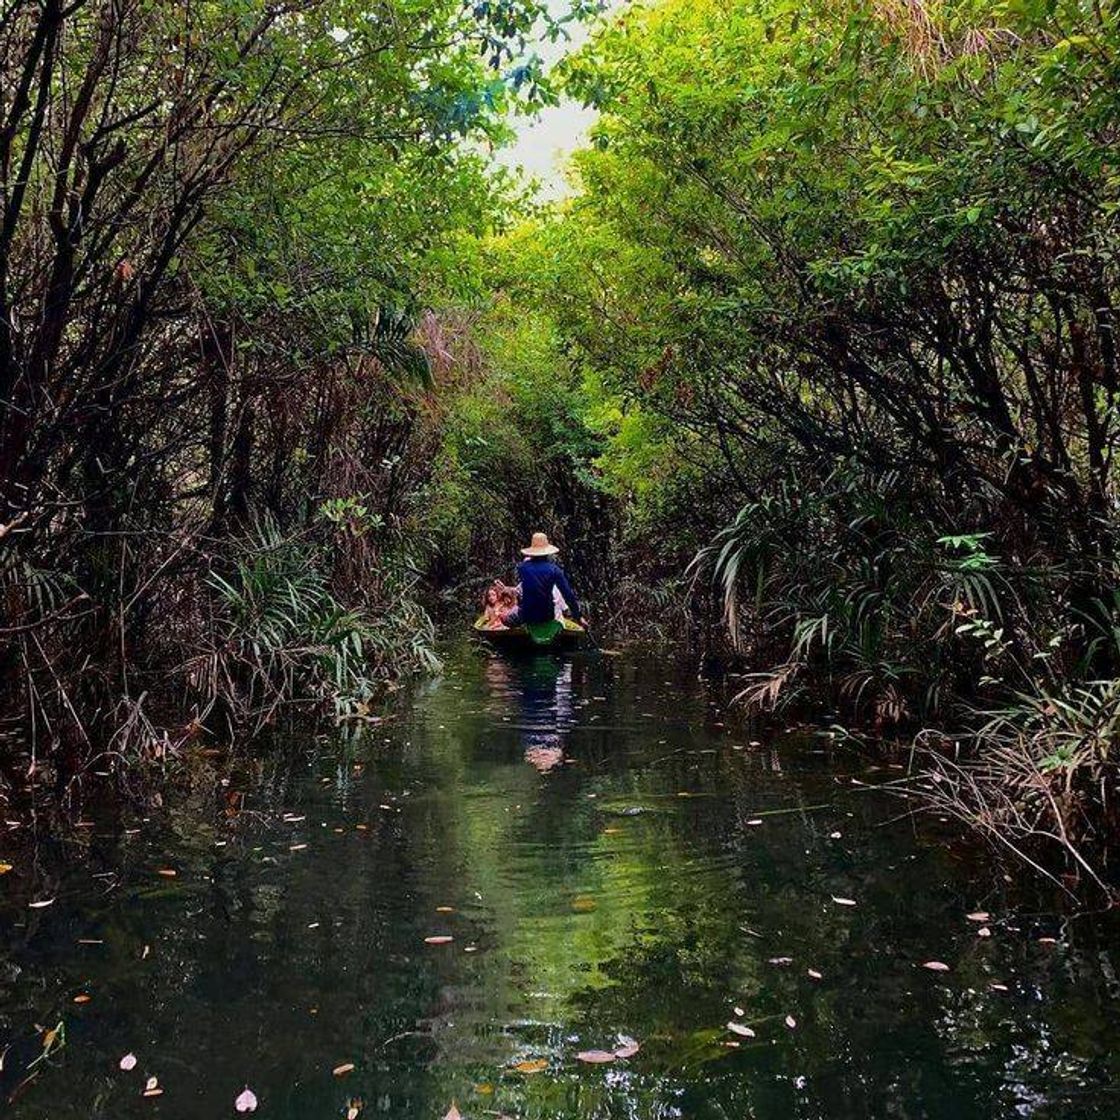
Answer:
[{"left": 2, "top": 644, "right": 1119, "bottom": 1118}]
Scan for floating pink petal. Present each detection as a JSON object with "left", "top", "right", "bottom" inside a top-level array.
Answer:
[{"left": 235, "top": 1087, "right": 258, "bottom": 1113}]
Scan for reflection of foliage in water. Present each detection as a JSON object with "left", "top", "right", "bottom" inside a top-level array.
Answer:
[{"left": 2, "top": 647, "right": 1120, "bottom": 1117}]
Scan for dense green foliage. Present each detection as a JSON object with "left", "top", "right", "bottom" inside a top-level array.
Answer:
[
  {"left": 0, "top": 0, "right": 590, "bottom": 791},
  {"left": 428, "top": 0, "right": 1120, "bottom": 882},
  {"left": 5, "top": 0, "right": 1120, "bottom": 885}
]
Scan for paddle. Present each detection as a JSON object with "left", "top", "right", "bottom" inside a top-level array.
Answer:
[{"left": 579, "top": 619, "right": 621, "bottom": 657}]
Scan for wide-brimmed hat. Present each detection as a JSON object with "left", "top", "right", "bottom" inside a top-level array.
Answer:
[{"left": 521, "top": 531, "right": 560, "bottom": 557}]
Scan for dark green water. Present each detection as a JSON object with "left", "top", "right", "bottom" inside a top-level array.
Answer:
[{"left": 2, "top": 645, "right": 1119, "bottom": 1118}]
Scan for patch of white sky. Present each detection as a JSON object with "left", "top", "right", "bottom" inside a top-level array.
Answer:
[
  {"left": 327, "top": 4, "right": 619, "bottom": 200},
  {"left": 496, "top": 1, "right": 622, "bottom": 200}
]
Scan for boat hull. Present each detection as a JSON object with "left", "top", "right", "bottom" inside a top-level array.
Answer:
[{"left": 472, "top": 616, "right": 587, "bottom": 651}]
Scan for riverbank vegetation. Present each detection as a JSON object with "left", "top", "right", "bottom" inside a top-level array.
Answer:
[
  {"left": 500, "top": 0, "right": 1120, "bottom": 890},
  {"left": 0, "top": 0, "right": 588, "bottom": 800},
  {"left": 3, "top": 0, "right": 1120, "bottom": 891}
]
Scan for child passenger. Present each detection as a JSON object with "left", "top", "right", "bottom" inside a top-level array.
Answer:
[{"left": 481, "top": 581, "right": 518, "bottom": 629}]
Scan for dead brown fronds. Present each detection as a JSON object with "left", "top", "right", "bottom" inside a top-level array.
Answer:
[
  {"left": 872, "top": 0, "right": 945, "bottom": 70},
  {"left": 733, "top": 660, "right": 804, "bottom": 711},
  {"left": 910, "top": 711, "right": 1117, "bottom": 901},
  {"left": 871, "top": 0, "right": 1019, "bottom": 73}
]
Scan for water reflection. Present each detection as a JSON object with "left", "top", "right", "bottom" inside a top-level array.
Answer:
[
  {"left": 482, "top": 652, "right": 574, "bottom": 771},
  {"left": 0, "top": 644, "right": 1119, "bottom": 1119}
]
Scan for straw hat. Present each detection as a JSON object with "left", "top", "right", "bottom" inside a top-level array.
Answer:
[{"left": 521, "top": 531, "right": 560, "bottom": 557}]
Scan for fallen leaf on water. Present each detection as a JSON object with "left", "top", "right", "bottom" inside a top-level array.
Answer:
[
  {"left": 576, "top": 1050, "right": 616, "bottom": 1064},
  {"left": 333, "top": 1063, "right": 355, "bottom": 1077},
  {"left": 424, "top": 935, "right": 454, "bottom": 945},
  {"left": 28, "top": 898, "right": 55, "bottom": 909},
  {"left": 142, "top": 1076, "right": 163, "bottom": 1098},
  {"left": 726, "top": 1022, "right": 755, "bottom": 1038},
  {"left": 922, "top": 961, "right": 951, "bottom": 972},
  {"left": 807, "top": 969, "right": 823, "bottom": 980},
  {"left": 73, "top": 993, "right": 91, "bottom": 1004},
  {"left": 966, "top": 911, "right": 990, "bottom": 922},
  {"left": 235, "top": 1087, "right": 258, "bottom": 1113},
  {"left": 444, "top": 1105, "right": 461, "bottom": 1120},
  {"left": 831, "top": 896, "right": 857, "bottom": 907},
  {"left": 785, "top": 1015, "right": 797, "bottom": 1029},
  {"left": 614, "top": 1036, "right": 640, "bottom": 1058},
  {"left": 513, "top": 1059, "right": 548, "bottom": 1074},
  {"left": 120, "top": 1053, "right": 138, "bottom": 1071}
]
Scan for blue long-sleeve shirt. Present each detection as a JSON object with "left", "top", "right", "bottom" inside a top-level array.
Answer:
[{"left": 516, "top": 558, "right": 581, "bottom": 624}]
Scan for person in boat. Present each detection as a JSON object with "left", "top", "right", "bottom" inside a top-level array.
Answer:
[
  {"left": 502, "top": 532, "right": 584, "bottom": 630},
  {"left": 480, "top": 581, "right": 518, "bottom": 630}
]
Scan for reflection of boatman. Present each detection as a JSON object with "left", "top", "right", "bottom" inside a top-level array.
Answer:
[{"left": 519, "top": 657, "right": 573, "bottom": 774}]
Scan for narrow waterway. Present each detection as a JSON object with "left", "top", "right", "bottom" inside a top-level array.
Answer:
[{"left": 2, "top": 643, "right": 1119, "bottom": 1118}]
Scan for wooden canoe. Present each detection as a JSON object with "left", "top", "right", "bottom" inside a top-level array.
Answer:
[{"left": 472, "top": 615, "right": 587, "bottom": 651}]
